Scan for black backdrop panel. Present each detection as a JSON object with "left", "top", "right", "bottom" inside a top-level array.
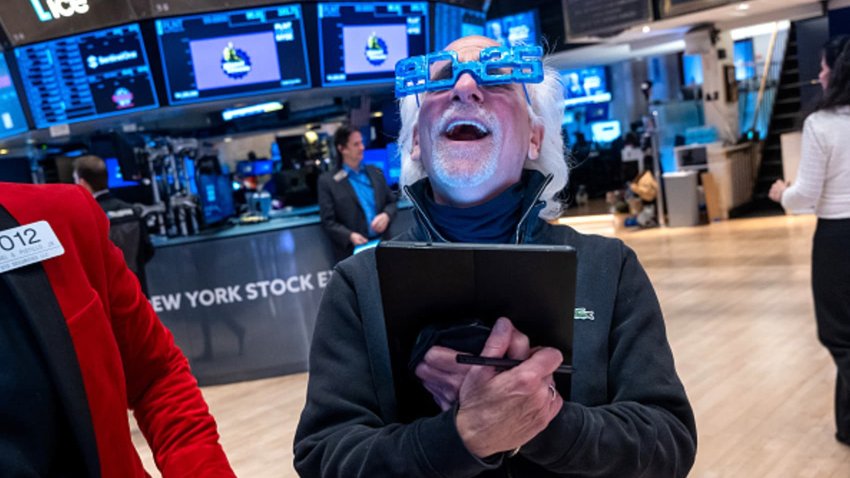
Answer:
[
  {"left": 562, "top": 0, "right": 652, "bottom": 40},
  {"left": 0, "top": 0, "right": 138, "bottom": 46}
]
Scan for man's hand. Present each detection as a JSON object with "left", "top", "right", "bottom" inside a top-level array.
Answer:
[
  {"left": 349, "top": 232, "right": 368, "bottom": 245},
  {"left": 371, "top": 212, "right": 391, "bottom": 234},
  {"left": 455, "top": 318, "right": 564, "bottom": 458},
  {"left": 768, "top": 179, "right": 787, "bottom": 203},
  {"left": 415, "top": 320, "right": 533, "bottom": 411}
]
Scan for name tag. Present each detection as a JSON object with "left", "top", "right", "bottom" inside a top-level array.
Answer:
[{"left": 0, "top": 221, "right": 65, "bottom": 274}]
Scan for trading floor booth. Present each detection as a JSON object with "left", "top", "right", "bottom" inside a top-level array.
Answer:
[{"left": 146, "top": 207, "right": 413, "bottom": 386}]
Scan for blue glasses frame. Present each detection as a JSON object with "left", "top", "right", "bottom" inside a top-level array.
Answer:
[{"left": 395, "top": 45, "right": 544, "bottom": 102}]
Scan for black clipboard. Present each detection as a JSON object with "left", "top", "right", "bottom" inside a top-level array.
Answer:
[{"left": 376, "top": 241, "right": 577, "bottom": 422}]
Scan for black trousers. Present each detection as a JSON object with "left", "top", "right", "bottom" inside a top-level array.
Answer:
[{"left": 812, "top": 218, "right": 850, "bottom": 441}]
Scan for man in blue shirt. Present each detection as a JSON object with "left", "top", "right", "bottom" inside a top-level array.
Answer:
[{"left": 317, "top": 125, "right": 398, "bottom": 261}]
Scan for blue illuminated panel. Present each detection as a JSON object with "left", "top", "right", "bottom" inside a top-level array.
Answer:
[
  {"left": 318, "top": 2, "right": 429, "bottom": 87},
  {"left": 15, "top": 24, "right": 158, "bottom": 129},
  {"left": 156, "top": 4, "right": 310, "bottom": 105},
  {"left": 0, "top": 54, "right": 28, "bottom": 139},
  {"left": 485, "top": 9, "right": 539, "bottom": 47},
  {"left": 434, "top": 4, "right": 485, "bottom": 51}
]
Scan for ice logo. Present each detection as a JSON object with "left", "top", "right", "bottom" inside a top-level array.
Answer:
[
  {"left": 364, "top": 32, "right": 388, "bottom": 67},
  {"left": 87, "top": 55, "right": 99, "bottom": 69},
  {"left": 221, "top": 42, "right": 252, "bottom": 80},
  {"left": 112, "top": 87, "right": 134, "bottom": 109}
]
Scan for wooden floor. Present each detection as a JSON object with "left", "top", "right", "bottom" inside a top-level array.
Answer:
[{"left": 132, "top": 214, "right": 850, "bottom": 477}]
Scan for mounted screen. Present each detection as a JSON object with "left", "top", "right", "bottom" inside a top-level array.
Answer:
[
  {"left": 15, "top": 23, "right": 158, "bottom": 129},
  {"left": 156, "top": 4, "right": 311, "bottom": 105},
  {"left": 561, "top": 66, "right": 612, "bottom": 107},
  {"left": 485, "top": 9, "right": 539, "bottom": 47},
  {"left": 0, "top": 0, "right": 138, "bottom": 46},
  {"left": 0, "top": 53, "right": 29, "bottom": 139},
  {"left": 318, "top": 2, "right": 429, "bottom": 87},
  {"left": 433, "top": 3, "right": 485, "bottom": 51}
]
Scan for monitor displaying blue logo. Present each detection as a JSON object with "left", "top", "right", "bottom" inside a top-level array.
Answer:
[
  {"left": 318, "top": 2, "right": 429, "bottom": 87},
  {"left": 156, "top": 4, "right": 311, "bottom": 105}
]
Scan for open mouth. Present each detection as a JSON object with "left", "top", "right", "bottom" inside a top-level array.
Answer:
[{"left": 443, "top": 120, "right": 491, "bottom": 141}]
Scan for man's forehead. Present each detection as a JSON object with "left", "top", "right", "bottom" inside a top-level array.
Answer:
[{"left": 443, "top": 36, "right": 500, "bottom": 62}]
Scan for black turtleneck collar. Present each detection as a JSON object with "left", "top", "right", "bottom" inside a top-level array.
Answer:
[{"left": 420, "top": 180, "right": 526, "bottom": 244}]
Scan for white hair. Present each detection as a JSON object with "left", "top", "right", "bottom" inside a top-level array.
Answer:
[{"left": 396, "top": 64, "right": 568, "bottom": 219}]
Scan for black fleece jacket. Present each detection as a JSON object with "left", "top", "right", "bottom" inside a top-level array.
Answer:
[{"left": 294, "top": 171, "right": 697, "bottom": 477}]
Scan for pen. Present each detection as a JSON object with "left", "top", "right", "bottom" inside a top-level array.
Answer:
[{"left": 456, "top": 354, "right": 574, "bottom": 374}]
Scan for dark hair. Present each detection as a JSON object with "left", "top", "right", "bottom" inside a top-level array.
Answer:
[
  {"left": 820, "top": 38, "right": 850, "bottom": 111},
  {"left": 823, "top": 35, "right": 850, "bottom": 70},
  {"left": 333, "top": 125, "right": 357, "bottom": 158},
  {"left": 73, "top": 155, "right": 108, "bottom": 191}
]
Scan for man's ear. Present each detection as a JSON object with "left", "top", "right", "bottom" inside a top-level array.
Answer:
[
  {"left": 410, "top": 124, "right": 421, "bottom": 163},
  {"left": 527, "top": 121, "right": 544, "bottom": 161}
]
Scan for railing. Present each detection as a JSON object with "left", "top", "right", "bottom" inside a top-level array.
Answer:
[{"left": 737, "top": 26, "right": 790, "bottom": 140}]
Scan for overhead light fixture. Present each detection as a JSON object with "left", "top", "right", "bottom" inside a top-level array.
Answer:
[
  {"left": 0, "top": 149, "right": 8, "bottom": 155},
  {"left": 370, "top": 111, "right": 384, "bottom": 118},
  {"left": 642, "top": 25, "right": 651, "bottom": 34}
]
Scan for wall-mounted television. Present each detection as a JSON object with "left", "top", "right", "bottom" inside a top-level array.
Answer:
[
  {"left": 485, "top": 9, "right": 539, "bottom": 47},
  {"left": 433, "top": 3, "right": 485, "bottom": 51},
  {"left": 0, "top": 53, "right": 29, "bottom": 139},
  {"left": 318, "top": 2, "right": 429, "bottom": 87},
  {"left": 156, "top": 4, "right": 311, "bottom": 105},
  {"left": 0, "top": 0, "right": 138, "bottom": 46},
  {"left": 561, "top": 66, "right": 612, "bottom": 107},
  {"left": 15, "top": 23, "right": 158, "bottom": 128}
]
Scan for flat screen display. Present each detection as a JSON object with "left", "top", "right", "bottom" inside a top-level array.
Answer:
[
  {"left": 105, "top": 157, "right": 140, "bottom": 188},
  {"left": 15, "top": 23, "right": 158, "bottom": 128},
  {"left": 198, "top": 174, "right": 236, "bottom": 226},
  {"left": 156, "top": 4, "right": 311, "bottom": 105},
  {"left": 0, "top": 0, "right": 138, "bottom": 46},
  {"left": 485, "top": 9, "right": 539, "bottom": 47},
  {"left": 561, "top": 66, "right": 612, "bottom": 107},
  {"left": 318, "top": 2, "right": 429, "bottom": 87},
  {"left": 0, "top": 54, "right": 29, "bottom": 139},
  {"left": 433, "top": 3, "right": 485, "bottom": 51}
]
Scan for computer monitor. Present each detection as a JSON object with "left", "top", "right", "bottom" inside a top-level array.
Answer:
[
  {"left": 591, "top": 120, "right": 622, "bottom": 144},
  {"left": 433, "top": 3, "right": 485, "bottom": 51},
  {"left": 0, "top": 53, "right": 29, "bottom": 139},
  {"left": 197, "top": 174, "right": 236, "bottom": 227},
  {"left": 15, "top": 23, "right": 159, "bottom": 128},
  {"left": 318, "top": 2, "right": 429, "bottom": 87},
  {"left": 485, "top": 9, "right": 539, "bottom": 47},
  {"left": 156, "top": 4, "right": 311, "bottom": 105},
  {"left": 105, "top": 157, "right": 140, "bottom": 189},
  {"left": 561, "top": 66, "right": 612, "bottom": 107},
  {"left": 674, "top": 144, "right": 709, "bottom": 171},
  {"left": 361, "top": 145, "right": 400, "bottom": 187}
]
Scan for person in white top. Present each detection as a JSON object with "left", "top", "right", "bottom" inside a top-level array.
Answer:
[{"left": 770, "top": 35, "right": 850, "bottom": 446}]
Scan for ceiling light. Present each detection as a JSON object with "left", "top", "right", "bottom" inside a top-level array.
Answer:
[
  {"left": 642, "top": 25, "right": 651, "bottom": 34},
  {"left": 0, "top": 149, "right": 8, "bottom": 155}
]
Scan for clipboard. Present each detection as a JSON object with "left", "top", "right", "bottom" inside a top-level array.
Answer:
[{"left": 375, "top": 241, "right": 577, "bottom": 422}]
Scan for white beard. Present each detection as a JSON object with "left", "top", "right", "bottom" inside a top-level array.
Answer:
[{"left": 428, "top": 105, "right": 501, "bottom": 189}]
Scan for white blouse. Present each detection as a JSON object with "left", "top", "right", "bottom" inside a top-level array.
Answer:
[{"left": 782, "top": 106, "right": 850, "bottom": 219}]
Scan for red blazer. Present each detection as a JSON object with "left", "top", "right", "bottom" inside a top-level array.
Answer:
[{"left": 0, "top": 183, "right": 235, "bottom": 477}]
